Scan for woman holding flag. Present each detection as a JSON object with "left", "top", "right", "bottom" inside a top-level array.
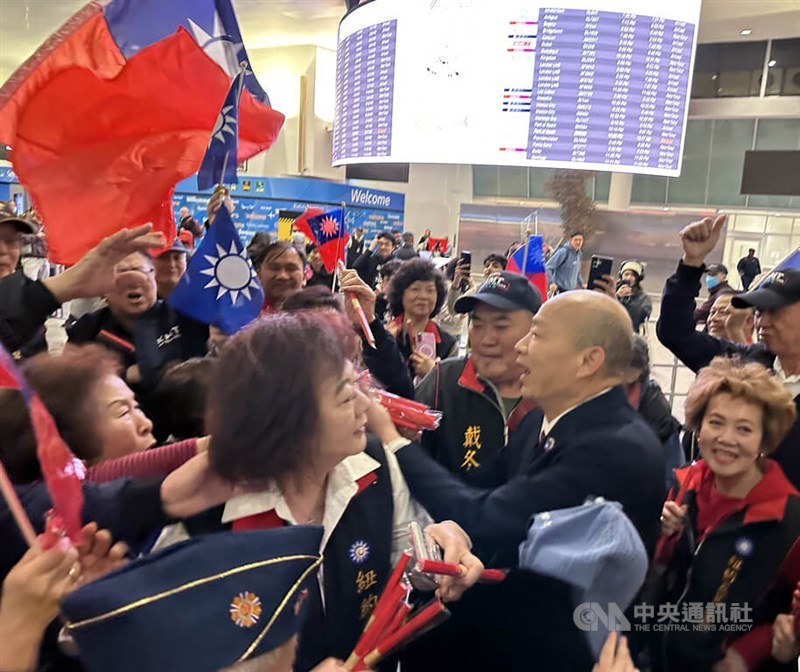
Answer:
[
  {"left": 152, "top": 311, "right": 482, "bottom": 671},
  {"left": 649, "top": 357, "right": 800, "bottom": 672}
]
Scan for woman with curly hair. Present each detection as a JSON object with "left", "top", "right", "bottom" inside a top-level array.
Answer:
[
  {"left": 648, "top": 357, "right": 800, "bottom": 672},
  {"left": 386, "top": 259, "right": 457, "bottom": 379}
]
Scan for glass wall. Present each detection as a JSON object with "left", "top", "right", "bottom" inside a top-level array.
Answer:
[
  {"left": 474, "top": 118, "right": 800, "bottom": 210},
  {"left": 689, "top": 38, "right": 800, "bottom": 99},
  {"left": 691, "top": 41, "right": 767, "bottom": 98}
]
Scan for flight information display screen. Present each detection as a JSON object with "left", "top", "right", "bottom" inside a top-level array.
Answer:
[{"left": 332, "top": 0, "right": 701, "bottom": 176}]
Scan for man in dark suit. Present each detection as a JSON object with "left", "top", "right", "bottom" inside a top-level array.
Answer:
[{"left": 373, "top": 291, "right": 665, "bottom": 671}]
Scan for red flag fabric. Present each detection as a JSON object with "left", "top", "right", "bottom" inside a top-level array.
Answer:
[
  {"left": 0, "top": 347, "right": 84, "bottom": 544},
  {"left": 292, "top": 207, "right": 326, "bottom": 243},
  {"left": 0, "top": 12, "right": 284, "bottom": 265}
]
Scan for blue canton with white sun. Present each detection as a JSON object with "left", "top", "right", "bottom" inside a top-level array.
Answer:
[{"left": 200, "top": 242, "right": 261, "bottom": 304}]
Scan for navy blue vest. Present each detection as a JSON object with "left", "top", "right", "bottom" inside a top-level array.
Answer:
[
  {"left": 296, "top": 438, "right": 394, "bottom": 670},
  {"left": 182, "top": 437, "right": 395, "bottom": 671}
]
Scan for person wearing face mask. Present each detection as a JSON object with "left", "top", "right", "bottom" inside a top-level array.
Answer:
[
  {"left": 650, "top": 358, "right": 799, "bottom": 672},
  {"left": 657, "top": 215, "right": 800, "bottom": 489},
  {"left": 695, "top": 263, "right": 733, "bottom": 325}
]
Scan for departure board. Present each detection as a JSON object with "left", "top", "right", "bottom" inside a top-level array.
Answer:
[{"left": 332, "top": 0, "right": 701, "bottom": 177}]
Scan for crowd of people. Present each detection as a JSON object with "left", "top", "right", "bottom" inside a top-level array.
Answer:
[{"left": 0, "top": 192, "right": 798, "bottom": 672}]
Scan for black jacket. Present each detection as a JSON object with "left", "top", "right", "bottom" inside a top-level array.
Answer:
[
  {"left": 353, "top": 250, "right": 391, "bottom": 289},
  {"left": 393, "top": 244, "right": 418, "bottom": 261},
  {"left": 619, "top": 285, "right": 652, "bottom": 332},
  {"left": 0, "top": 271, "right": 60, "bottom": 356},
  {"left": 415, "top": 356, "right": 542, "bottom": 489},
  {"left": 346, "top": 236, "right": 365, "bottom": 267},
  {"left": 398, "top": 386, "right": 666, "bottom": 565},
  {"left": 648, "top": 461, "right": 800, "bottom": 672},
  {"left": 360, "top": 319, "right": 414, "bottom": 399},
  {"left": 657, "top": 261, "right": 800, "bottom": 489}
]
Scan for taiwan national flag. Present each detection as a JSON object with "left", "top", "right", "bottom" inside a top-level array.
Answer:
[
  {"left": 294, "top": 208, "right": 349, "bottom": 273},
  {"left": 0, "top": 346, "right": 85, "bottom": 545},
  {"left": 0, "top": 0, "right": 284, "bottom": 265},
  {"left": 508, "top": 235, "right": 548, "bottom": 301},
  {"left": 197, "top": 67, "right": 244, "bottom": 190},
  {"left": 167, "top": 204, "right": 264, "bottom": 335}
]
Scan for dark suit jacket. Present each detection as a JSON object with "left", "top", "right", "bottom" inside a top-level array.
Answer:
[{"left": 396, "top": 386, "right": 666, "bottom": 565}]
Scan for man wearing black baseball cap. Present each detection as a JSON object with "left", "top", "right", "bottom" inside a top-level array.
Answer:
[
  {"left": 413, "top": 271, "right": 543, "bottom": 489},
  {"left": 658, "top": 215, "right": 800, "bottom": 487}
]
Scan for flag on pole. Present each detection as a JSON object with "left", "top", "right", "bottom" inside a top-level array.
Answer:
[
  {"left": 0, "top": 346, "right": 85, "bottom": 544},
  {"left": 0, "top": 0, "right": 284, "bottom": 265},
  {"left": 507, "top": 235, "right": 548, "bottom": 301},
  {"left": 167, "top": 204, "right": 263, "bottom": 335},
  {"left": 777, "top": 248, "right": 800, "bottom": 272},
  {"left": 197, "top": 67, "right": 245, "bottom": 190},
  {"left": 293, "top": 208, "right": 349, "bottom": 273}
]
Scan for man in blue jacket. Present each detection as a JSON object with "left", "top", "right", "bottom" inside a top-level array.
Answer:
[
  {"left": 657, "top": 214, "right": 800, "bottom": 488},
  {"left": 545, "top": 231, "right": 585, "bottom": 294}
]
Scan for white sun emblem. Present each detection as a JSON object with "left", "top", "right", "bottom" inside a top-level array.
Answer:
[
  {"left": 211, "top": 105, "right": 237, "bottom": 144},
  {"left": 199, "top": 242, "right": 260, "bottom": 304},
  {"left": 320, "top": 216, "right": 339, "bottom": 238}
]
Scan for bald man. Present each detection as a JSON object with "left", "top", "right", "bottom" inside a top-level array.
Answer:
[
  {"left": 377, "top": 291, "right": 665, "bottom": 670},
  {"left": 376, "top": 290, "right": 664, "bottom": 558}
]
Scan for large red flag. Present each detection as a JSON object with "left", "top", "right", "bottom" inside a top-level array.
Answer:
[{"left": 0, "top": 10, "right": 284, "bottom": 265}]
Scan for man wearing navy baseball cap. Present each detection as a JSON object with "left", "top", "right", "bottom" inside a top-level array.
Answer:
[
  {"left": 658, "top": 215, "right": 800, "bottom": 488},
  {"left": 413, "top": 271, "right": 543, "bottom": 489},
  {"left": 61, "top": 526, "right": 324, "bottom": 672}
]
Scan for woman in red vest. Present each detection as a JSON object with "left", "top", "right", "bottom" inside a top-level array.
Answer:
[{"left": 651, "top": 357, "right": 799, "bottom": 672}]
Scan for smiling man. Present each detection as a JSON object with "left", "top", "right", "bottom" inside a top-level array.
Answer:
[
  {"left": 414, "top": 271, "right": 543, "bottom": 487},
  {"left": 377, "top": 290, "right": 666, "bottom": 671},
  {"left": 657, "top": 214, "right": 800, "bottom": 488}
]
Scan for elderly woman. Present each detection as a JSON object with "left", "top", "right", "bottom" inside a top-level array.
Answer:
[
  {"left": 651, "top": 357, "right": 800, "bottom": 672},
  {"left": 1, "top": 345, "right": 202, "bottom": 486},
  {"left": 386, "top": 259, "right": 457, "bottom": 379},
  {"left": 155, "top": 312, "right": 481, "bottom": 672}
]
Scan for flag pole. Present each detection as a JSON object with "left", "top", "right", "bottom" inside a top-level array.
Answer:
[
  {"left": 332, "top": 202, "right": 347, "bottom": 292},
  {"left": 521, "top": 233, "right": 531, "bottom": 277}
]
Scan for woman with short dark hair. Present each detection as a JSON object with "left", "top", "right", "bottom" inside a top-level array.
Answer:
[
  {"left": 386, "top": 259, "right": 457, "bottom": 379},
  {"left": 649, "top": 357, "right": 800, "bottom": 672},
  {"left": 154, "top": 312, "right": 481, "bottom": 672}
]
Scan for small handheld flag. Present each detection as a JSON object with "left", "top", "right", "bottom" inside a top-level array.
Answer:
[
  {"left": 197, "top": 66, "right": 246, "bottom": 190},
  {"left": 0, "top": 346, "right": 85, "bottom": 546},
  {"left": 294, "top": 208, "right": 349, "bottom": 273},
  {"left": 167, "top": 204, "right": 264, "bottom": 335},
  {"left": 507, "top": 235, "right": 548, "bottom": 301}
]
